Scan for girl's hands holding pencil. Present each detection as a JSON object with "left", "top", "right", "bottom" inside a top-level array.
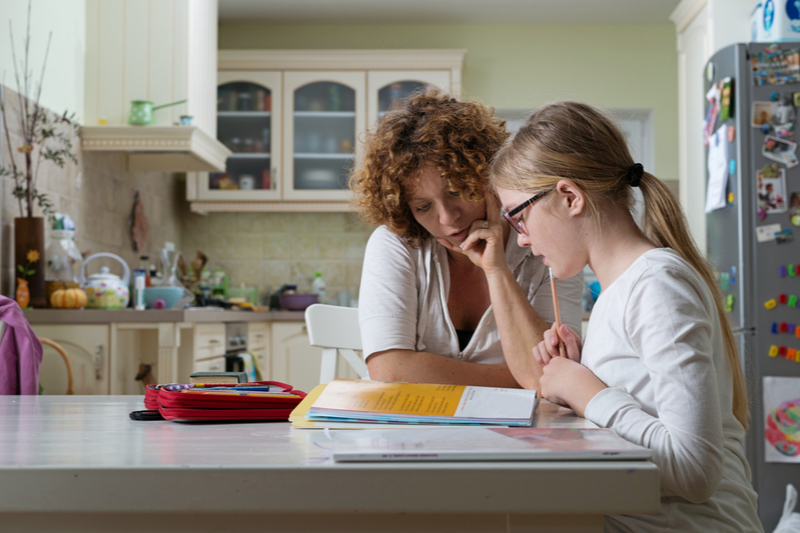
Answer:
[{"left": 533, "top": 323, "right": 582, "bottom": 366}]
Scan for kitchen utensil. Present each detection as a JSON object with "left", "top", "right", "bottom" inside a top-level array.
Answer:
[
  {"left": 279, "top": 293, "right": 318, "bottom": 311},
  {"left": 79, "top": 252, "right": 131, "bottom": 309},
  {"left": 128, "top": 99, "right": 188, "bottom": 126},
  {"left": 144, "top": 287, "right": 185, "bottom": 309}
]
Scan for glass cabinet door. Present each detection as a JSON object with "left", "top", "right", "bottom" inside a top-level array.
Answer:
[
  {"left": 198, "top": 71, "right": 282, "bottom": 200},
  {"left": 283, "top": 71, "right": 366, "bottom": 201},
  {"left": 367, "top": 71, "right": 452, "bottom": 129}
]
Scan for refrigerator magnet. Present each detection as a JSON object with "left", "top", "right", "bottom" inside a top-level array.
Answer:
[
  {"left": 757, "top": 166, "right": 787, "bottom": 214},
  {"left": 729, "top": 159, "right": 737, "bottom": 174},
  {"left": 794, "top": 93, "right": 800, "bottom": 107},
  {"left": 762, "top": 376, "right": 800, "bottom": 463},
  {"left": 752, "top": 102, "right": 776, "bottom": 128},
  {"left": 776, "top": 229, "right": 795, "bottom": 244},
  {"left": 727, "top": 125, "right": 736, "bottom": 142},
  {"left": 789, "top": 193, "right": 800, "bottom": 226}
]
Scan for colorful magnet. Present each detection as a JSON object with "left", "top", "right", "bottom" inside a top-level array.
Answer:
[
  {"left": 791, "top": 265, "right": 797, "bottom": 276},
  {"left": 781, "top": 293, "right": 789, "bottom": 304},
  {"left": 791, "top": 295, "right": 799, "bottom": 308},
  {"left": 782, "top": 322, "right": 790, "bottom": 333},
  {"left": 773, "top": 322, "right": 780, "bottom": 333},
  {"left": 728, "top": 192, "right": 735, "bottom": 204},
  {"left": 780, "top": 346, "right": 788, "bottom": 356},
  {"left": 770, "top": 345, "right": 780, "bottom": 357},
  {"left": 725, "top": 293, "right": 735, "bottom": 313},
  {"left": 720, "top": 272, "right": 730, "bottom": 291},
  {"left": 772, "top": 92, "right": 781, "bottom": 101},
  {"left": 729, "top": 160, "right": 736, "bottom": 174},
  {"left": 766, "top": 299, "right": 778, "bottom": 309},
  {"left": 730, "top": 266, "right": 737, "bottom": 284},
  {"left": 728, "top": 125, "right": 736, "bottom": 142},
  {"left": 761, "top": 122, "right": 773, "bottom": 135},
  {"left": 790, "top": 348, "right": 798, "bottom": 359},
  {"left": 796, "top": 325, "right": 800, "bottom": 337},
  {"left": 781, "top": 265, "right": 789, "bottom": 277},
  {"left": 777, "top": 229, "right": 795, "bottom": 244}
]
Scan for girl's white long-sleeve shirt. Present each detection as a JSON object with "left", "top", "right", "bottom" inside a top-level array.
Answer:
[{"left": 583, "top": 248, "right": 763, "bottom": 533}]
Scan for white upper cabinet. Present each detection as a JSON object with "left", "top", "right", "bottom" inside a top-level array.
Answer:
[
  {"left": 187, "top": 49, "right": 465, "bottom": 212},
  {"left": 82, "top": 0, "right": 230, "bottom": 172}
]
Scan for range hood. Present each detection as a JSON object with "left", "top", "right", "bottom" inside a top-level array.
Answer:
[
  {"left": 81, "top": 125, "right": 230, "bottom": 172},
  {"left": 82, "top": 0, "right": 226, "bottom": 172}
]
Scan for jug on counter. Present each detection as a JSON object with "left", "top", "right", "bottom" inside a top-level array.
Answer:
[{"left": 79, "top": 253, "right": 131, "bottom": 309}]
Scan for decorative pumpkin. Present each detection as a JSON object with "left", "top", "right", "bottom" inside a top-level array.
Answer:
[{"left": 50, "top": 288, "right": 88, "bottom": 309}]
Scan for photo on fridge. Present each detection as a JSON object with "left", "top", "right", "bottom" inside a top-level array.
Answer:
[{"left": 757, "top": 165, "right": 787, "bottom": 214}]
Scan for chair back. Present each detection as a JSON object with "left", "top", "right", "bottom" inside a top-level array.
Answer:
[{"left": 304, "top": 304, "right": 368, "bottom": 384}]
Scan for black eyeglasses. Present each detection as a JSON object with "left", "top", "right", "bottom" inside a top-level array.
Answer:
[{"left": 502, "top": 189, "right": 553, "bottom": 234}]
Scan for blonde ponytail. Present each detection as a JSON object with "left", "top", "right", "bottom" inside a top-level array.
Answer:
[{"left": 491, "top": 101, "right": 749, "bottom": 429}]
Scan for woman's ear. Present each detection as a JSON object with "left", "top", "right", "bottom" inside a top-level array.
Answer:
[{"left": 556, "top": 179, "right": 585, "bottom": 217}]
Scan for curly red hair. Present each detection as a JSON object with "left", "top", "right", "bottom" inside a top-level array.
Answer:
[{"left": 349, "top": 88, "right": 508, "bottom": 247}]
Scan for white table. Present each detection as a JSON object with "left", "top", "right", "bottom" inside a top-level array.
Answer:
[{"left": 0, "top": 396, "right": 659, "bottom": 533}]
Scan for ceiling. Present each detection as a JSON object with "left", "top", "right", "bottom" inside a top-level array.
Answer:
[{"left": 218, "top": 0, "right": 683, "bottom": 25}]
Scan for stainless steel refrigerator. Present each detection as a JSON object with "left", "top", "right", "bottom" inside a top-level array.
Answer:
[{"left": 706, "top": 42, "right": 800, "bottom": 532}]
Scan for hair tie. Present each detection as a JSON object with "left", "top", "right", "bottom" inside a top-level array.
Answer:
[{"left": 627, "top": 163, "right": 644, "bottom": 188}]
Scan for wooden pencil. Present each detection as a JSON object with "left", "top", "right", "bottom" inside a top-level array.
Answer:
[{"left": 549, "top": 268, "right": 567, "bottom": 358}]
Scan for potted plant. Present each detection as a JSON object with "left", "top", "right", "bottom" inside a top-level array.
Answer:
[{"left": 0, "top": 1, "right": 79, "bottom": 308}]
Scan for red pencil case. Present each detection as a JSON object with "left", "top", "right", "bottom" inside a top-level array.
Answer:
[{"left": 143, "top": 381, "right": 306, "bottom": 422}]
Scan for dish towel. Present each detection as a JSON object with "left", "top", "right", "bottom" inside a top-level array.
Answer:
[{"left": 0, "top": 295, "right": 43, "bottom": 394}]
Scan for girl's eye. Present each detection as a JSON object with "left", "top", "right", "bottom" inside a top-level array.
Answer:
[{"left": 449, "top": 190, "right": 461, "bottom": 197}]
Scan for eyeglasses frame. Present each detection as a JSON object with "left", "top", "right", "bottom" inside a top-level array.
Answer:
[{"left": 502, "top": 189, "right": 553, "bottom": 234}]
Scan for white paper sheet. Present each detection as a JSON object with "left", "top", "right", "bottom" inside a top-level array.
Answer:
[{"left": 706, "top": 124, "right": 729, "bottom": 213}]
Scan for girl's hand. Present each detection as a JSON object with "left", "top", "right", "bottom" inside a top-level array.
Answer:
[
  {"left": 532, "top": 323, "right": 582, "bottom": 366},
  {"left": 537, "top": 356, "right": 607, "bottom": 417},
  {"left": 458, "top": 192, "right": 508, "bottom": 275}
]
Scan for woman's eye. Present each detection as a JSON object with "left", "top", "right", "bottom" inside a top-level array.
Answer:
[
  {"left": 449, "top": 190, "right": 461, "bottom": 197},
  {"left": 414, "top": 204, "right": 431, "bottom": 213}
]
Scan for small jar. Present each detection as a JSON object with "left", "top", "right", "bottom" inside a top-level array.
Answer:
[{"left": 45, "top": 230, "right": 82, "bottom": 282}]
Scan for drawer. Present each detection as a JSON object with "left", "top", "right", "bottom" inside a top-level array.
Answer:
[
  {"left": 193, "top": 323, "right": 225, "bottom": 361},
  {"left": 248, "top": 322, "right": 270, "bottom": 350},
  {"left": 193, "top": 356, "right": 226, "bottom": 374}
]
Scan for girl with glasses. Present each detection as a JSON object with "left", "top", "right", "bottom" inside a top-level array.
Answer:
[
  {"left": 477, "top": 101, "right": 762, "bottom": 533},
  {"left": 349, "top": 89, "right": 583, "bottom": 388}
]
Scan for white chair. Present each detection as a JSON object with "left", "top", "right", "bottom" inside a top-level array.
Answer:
[{"left": 304, "top": 304, "right": 369, "bottom": 384}]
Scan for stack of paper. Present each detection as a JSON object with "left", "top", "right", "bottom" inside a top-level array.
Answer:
[{"left": 293, "top": 379, "right": 538, "bottom": 428}]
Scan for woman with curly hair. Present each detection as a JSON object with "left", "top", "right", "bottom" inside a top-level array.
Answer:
[{"left": 350, "top": 89, "right": 582, "bottom": 387}]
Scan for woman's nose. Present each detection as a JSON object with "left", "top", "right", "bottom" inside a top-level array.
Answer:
[
  {"left": 516, "top": 231, "right": 530, "bottom": 248},
  {"left": 438, "top": 204, "right": 459, "bottom": 226}
]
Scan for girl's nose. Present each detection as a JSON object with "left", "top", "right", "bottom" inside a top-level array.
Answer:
[{"left": 516, "top": 231, "right": 530, "bottom": 248}]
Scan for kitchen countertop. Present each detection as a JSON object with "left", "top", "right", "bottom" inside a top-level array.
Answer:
[{"left": 23, "top": 308, "right": 308, "bottom": 324}]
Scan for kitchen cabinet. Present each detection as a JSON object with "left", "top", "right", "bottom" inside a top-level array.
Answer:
[
  {"left": 187, "top": 49, "right": 465, "bottom": 212},
  {"left": 34, "top": 325, "right": 110, "bottom": 395}
]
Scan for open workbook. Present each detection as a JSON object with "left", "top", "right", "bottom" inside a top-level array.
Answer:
[
  {"left": 298, "top": 379, "right": 539, "bottom": 427},
  {"left": 328, "top": 427, "right": 653, "bottom": 462}
]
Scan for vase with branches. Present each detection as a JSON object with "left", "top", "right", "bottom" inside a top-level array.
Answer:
[{"left": 0, "top": 1, "right": 80, "bottom": 307}]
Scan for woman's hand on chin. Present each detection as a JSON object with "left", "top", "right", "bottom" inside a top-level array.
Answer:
[{"left": 459, "top": 192, "right": 508, "bottom": 275}]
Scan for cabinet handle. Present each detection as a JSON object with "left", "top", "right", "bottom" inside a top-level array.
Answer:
[
  {"left": 209, "top": 339, "right": 220, "bottom": 344},
  {"left": 272, "top": 167, "right": 278, "bottom": 190},
  {"left": 255, "top": 334, "right": 265, "bottom": 338},
  {"left": 94, "top": 343, "right": 103, "bottom": 380}
]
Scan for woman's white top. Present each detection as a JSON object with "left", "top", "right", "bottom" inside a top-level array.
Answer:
[
  {"left": 583, "top": 248, "right": 763, "bottom": 533},
  {"left": 358, "top": 225, "right": 583, "bottom": 363}
]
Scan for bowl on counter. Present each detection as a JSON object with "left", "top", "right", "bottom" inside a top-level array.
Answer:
[
  {"left": 279, "top": 293, "right": 318, "bottom": 311},
  {"left": 144, "top": 287, "right": 185, "bottom": 309}
]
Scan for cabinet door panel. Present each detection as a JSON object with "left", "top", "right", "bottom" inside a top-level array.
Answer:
[
  {"left": 367, "top": 71, "right": 452, "bottom": 129},
  {"left": 197, "top": 71, "right": 282, "bottom": 201},
  {"left": 283, "top": 71, "right": 366, "bottom": 201},
  {"left": 33, "top": 325, "right": 110, "bottom": 395},
  {"left": 270, "top": 322, "right": 323, "bottom": 393}
]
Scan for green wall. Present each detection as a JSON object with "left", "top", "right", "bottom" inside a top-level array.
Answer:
[{"left": 219, "top": 22, "right": 678, "bottom": 181}]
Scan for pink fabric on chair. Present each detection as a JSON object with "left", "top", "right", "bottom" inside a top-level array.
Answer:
[{"left": 0, "top": 295, "right": 43, "bottom": 394}]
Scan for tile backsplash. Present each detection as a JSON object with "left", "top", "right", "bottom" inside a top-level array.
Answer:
[{"left": 180, "top": 211, "right": 375, "bottom": 304}]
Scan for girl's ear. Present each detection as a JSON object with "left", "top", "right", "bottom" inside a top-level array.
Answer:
[{"left": 556, "top": 179, "right": 585, "bottom": 217}]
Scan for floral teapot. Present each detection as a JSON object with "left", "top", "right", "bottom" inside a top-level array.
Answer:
[{"left": 79, "top": 253, "right": 131, "bottom": 309}]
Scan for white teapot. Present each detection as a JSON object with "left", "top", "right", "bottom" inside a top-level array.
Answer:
[{"left": 79, "top": 253, "right": 131, "bottom": 309}]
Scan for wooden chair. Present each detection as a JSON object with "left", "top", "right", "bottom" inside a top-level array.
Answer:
[
  {"left": 39, "top": 337, "right": 75, "bottom": 395},
  {"left": 304, "top": 304, "right": 369, "bottom": 384}
]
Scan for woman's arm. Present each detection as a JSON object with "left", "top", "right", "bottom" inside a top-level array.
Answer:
[{"left": 367, "top": 349, "right": 520, "bottom": 387}]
